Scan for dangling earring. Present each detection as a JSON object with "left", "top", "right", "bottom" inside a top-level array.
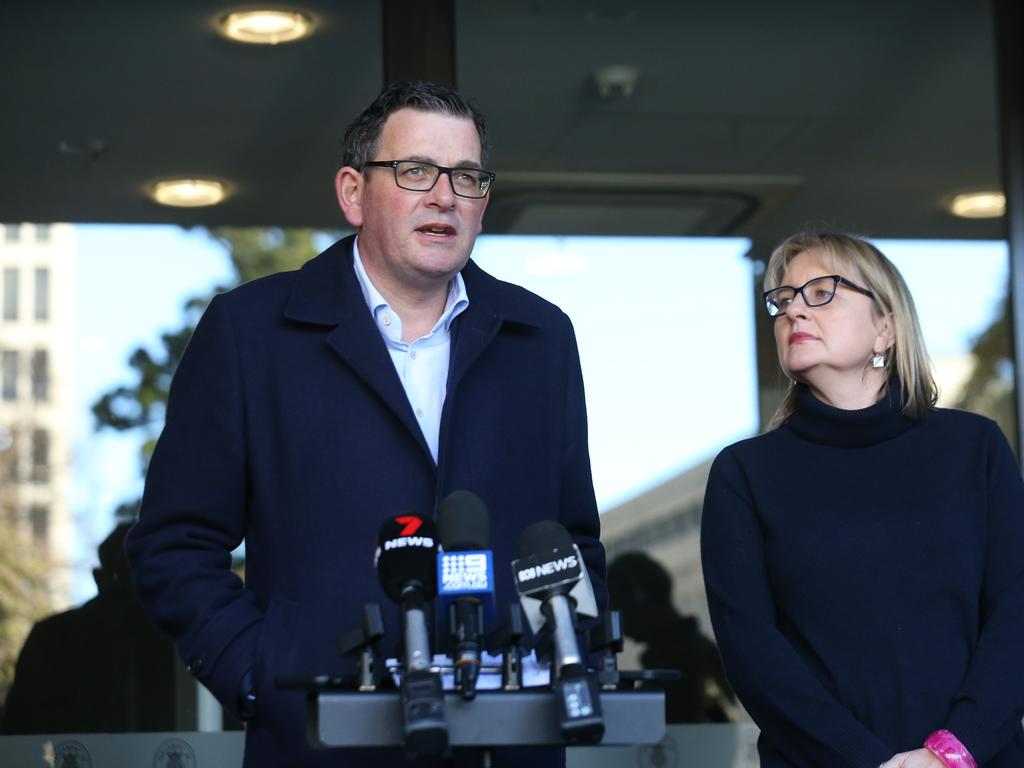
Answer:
[{"left": 871, "top": 353, "right": 886, "bottom": 369}]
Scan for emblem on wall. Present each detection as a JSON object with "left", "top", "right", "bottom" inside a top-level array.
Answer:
[
  {"left": 637, "top": 734, "right": 679, "bottom": 768},
  {"left": 54, "top": 740, "right": 93, "bottom": 768},
  {"left": 153, "top": 737, "right": 198, "bottom": 768}
]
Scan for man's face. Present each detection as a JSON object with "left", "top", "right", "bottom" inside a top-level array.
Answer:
[{"left": 338, "top": 108, "right": 489, "bottom": 294}]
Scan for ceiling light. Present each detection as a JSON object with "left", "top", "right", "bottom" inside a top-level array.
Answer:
[
  {"left": 218, "top": 9, "right": 314, "bottom": 44},
  {"left": 150, "top": 179, "right": 228, "bottom": 208},
  {"left": 948, "top": 190, "right": 1005, "bottom": 219}
]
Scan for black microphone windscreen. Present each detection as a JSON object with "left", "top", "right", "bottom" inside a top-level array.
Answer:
[
  {"left": 517, "top": 520, "right": 573, "bottom": 560},
  {"left": 376, "top": 515, "right": 439, "bottom": 602},
  {"left": 438, "top": 491, "right": 490, "bottom": 551}
]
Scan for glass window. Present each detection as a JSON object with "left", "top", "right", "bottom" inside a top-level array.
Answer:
[
  {"left": 2, "top": 267, "right": 18, "bottom": 321},
  {"left": 473, "top": 235, "right": 757, "bottom": 726},
  {"left": 34, "top": 224, "right": 51, "bottom": 243},
  {"left": 0, "top": 426, "right": 16, "bottom": 482},
  {"left": 1, "top": 349, "right": 17, "bottom": 400},
  {"left": 3, "top": 223, "right": 19, "bottom": 243},
  {"left": 0, "top": 223, "right": 243, "bottom": 736},
  {"left": 30, "top": 428, "right": 48, "bottom": 483},
  {"left": 31, "top": 349, "right": 48, "bottom": 402},
  {"left": 472, "top": 235, "right": 759, "bottom": 509},
  {"left": 29, "top": 505, "right": 49, "bottom": 547},
  {"left": 880, "top": 240, "right": 1016, "bottom": 451},
  {"left": 4, "top": 224, "right": 1009, "bottom": 740},
  {"left": 34, "top": 267, "right": 49, "bottom": 321}
]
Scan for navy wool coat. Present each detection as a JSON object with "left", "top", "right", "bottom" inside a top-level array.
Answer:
[{"left": 126, "top": 236, "right": 607, "bottom": 768}]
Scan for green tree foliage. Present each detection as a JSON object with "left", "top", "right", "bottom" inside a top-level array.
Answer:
[
  {"left": 208, "top": 227, "right": 321, "bottom": 284},
  {"left": 91, "top": 227, "right": 332, "bottom": 517},
  {"left": 954, "top": 291, "right": 1019, "bottom": 453},
  {"left": 0, "top": 424, "right": 54, "bottom": 703},
  {"left": 0, "top": 516, "right": 53, "bottom": 703}
]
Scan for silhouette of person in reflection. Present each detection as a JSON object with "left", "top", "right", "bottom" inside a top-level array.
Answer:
[
  {"left": 608, "top": 551, "right": 735, "bottom": 723},
  {"left": 1, "top": 524, "right": 178, "bottom": 733}
]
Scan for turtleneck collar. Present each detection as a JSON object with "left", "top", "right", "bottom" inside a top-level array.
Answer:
[{"left": 785, "top": 377, "right": 917, "bottom": 448}]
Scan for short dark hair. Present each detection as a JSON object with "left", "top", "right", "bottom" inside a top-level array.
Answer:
[{"left": 340, "top": 81, "right": 489, "bottom": 170}]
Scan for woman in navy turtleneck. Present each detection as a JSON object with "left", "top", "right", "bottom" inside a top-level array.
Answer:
[{"left": 701, "top": 232, "right": 1024, "bottom": 768}]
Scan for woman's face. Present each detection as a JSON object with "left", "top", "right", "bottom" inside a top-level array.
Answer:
[{"left": 773, "top": 249, "right": 891, "bottom": 398}]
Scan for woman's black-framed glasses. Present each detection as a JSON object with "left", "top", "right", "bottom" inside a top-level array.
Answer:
[
  {"left": 763, "top": 275, "right": 875, "bottom": 317},
  {"left": 363, "top": 160, "right": 495, "bottom": 199}
]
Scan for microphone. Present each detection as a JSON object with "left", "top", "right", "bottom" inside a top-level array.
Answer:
[
  {"left": 437, "top": 490, "right": 495, "bottom": 700},
  {"left": 512, "top": 521, "right": 604, "bottom": 744},
  {"left": 374, "top": 514, "right": 448, "bottom": 756}
]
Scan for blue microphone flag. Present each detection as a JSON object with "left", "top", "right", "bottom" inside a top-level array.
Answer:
[{"left": 438, "top": 550, "right": 494, "bottom": 596}]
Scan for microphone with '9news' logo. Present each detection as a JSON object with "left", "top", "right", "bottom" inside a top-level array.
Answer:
[{"left": 436, "top": 491, "right": 494, "bottom": 700}]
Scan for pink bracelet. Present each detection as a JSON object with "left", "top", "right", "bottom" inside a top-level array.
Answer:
[{"left": 924, "top": 730, "right": 978, "bottom": 768}]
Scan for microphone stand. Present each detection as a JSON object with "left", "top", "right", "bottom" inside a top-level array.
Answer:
[
  {"left": 338, "top": 604, "right": 386, "bottom": 691},
  {"left": 399, "top": 583, "right": 448, "bottom": 757}
]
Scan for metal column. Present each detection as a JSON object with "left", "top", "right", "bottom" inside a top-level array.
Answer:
[{"left": 994, "top": 0, "right": 1024, "bottom": 467}]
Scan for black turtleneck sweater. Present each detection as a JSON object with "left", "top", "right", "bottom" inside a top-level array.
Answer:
[{"left": 700, "top": 386, "right": 1024, "bottom": 768}]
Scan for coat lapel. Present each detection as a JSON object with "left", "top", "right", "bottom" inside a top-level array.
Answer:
[
  {"left": 449, "top": 260, "right": 539, "bottom": 392},
  {"left": 447, "top": 295, "right": 502, "bottom": 395},
  {"left": 283, "top": 237, "right": 434, "bottom": 465}
]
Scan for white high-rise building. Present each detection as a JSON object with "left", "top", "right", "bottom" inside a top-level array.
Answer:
[{"left": 0, "top": 222, "right": 76, "bottom": 610}]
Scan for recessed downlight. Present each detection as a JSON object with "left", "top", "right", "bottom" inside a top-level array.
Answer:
[
  {"left": 948, "top": 190, "right": 1006, "bottom": 219},
  {"left": 218, "top": 9, "right": 314, "bottom": 44},
  {"left": 150, "top": 179, "right": 228, "bottom": 208}
]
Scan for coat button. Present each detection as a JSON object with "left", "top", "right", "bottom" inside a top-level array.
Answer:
[{"left": 187, "top": 658, "right": 203, "bottom": 675}]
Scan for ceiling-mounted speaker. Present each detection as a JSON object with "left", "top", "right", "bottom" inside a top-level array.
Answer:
[{"left": 484, "top": 173, "right": 803, "bottom": 237}]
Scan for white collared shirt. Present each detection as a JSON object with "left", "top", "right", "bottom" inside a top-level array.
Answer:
[{"left": 352, "top": 239, "right": 469, "bottom": 464}]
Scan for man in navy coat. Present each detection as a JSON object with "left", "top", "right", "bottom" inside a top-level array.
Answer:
[{"left": 126, "top": 82, "right": 606, "bottom": 767}]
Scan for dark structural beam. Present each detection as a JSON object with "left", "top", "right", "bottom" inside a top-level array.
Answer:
[
  {"left": 994, "top": 0, "right": 1024, "bottom": 466},
  {"left": 747, "top": 241, "right": 786, "bottom": 432},
  {"left": 382, "top": 0, "right": 457, "bottom": 87}
]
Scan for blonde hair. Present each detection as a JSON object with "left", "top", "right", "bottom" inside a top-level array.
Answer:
[{"left": 764, "top": 232, "right": 938, "bottom": 429}]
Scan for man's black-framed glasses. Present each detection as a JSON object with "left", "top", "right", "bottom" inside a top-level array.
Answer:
[
  {"left": 763, "top": 275, "right": 875, "bottom": 317},
  {"left": 363, "top": 160, "right": 495, "bottom": 199}
]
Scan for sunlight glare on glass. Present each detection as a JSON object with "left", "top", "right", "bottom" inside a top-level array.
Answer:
[{"left": 525, "top": 249, "right": 590, "bottom": 277}]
